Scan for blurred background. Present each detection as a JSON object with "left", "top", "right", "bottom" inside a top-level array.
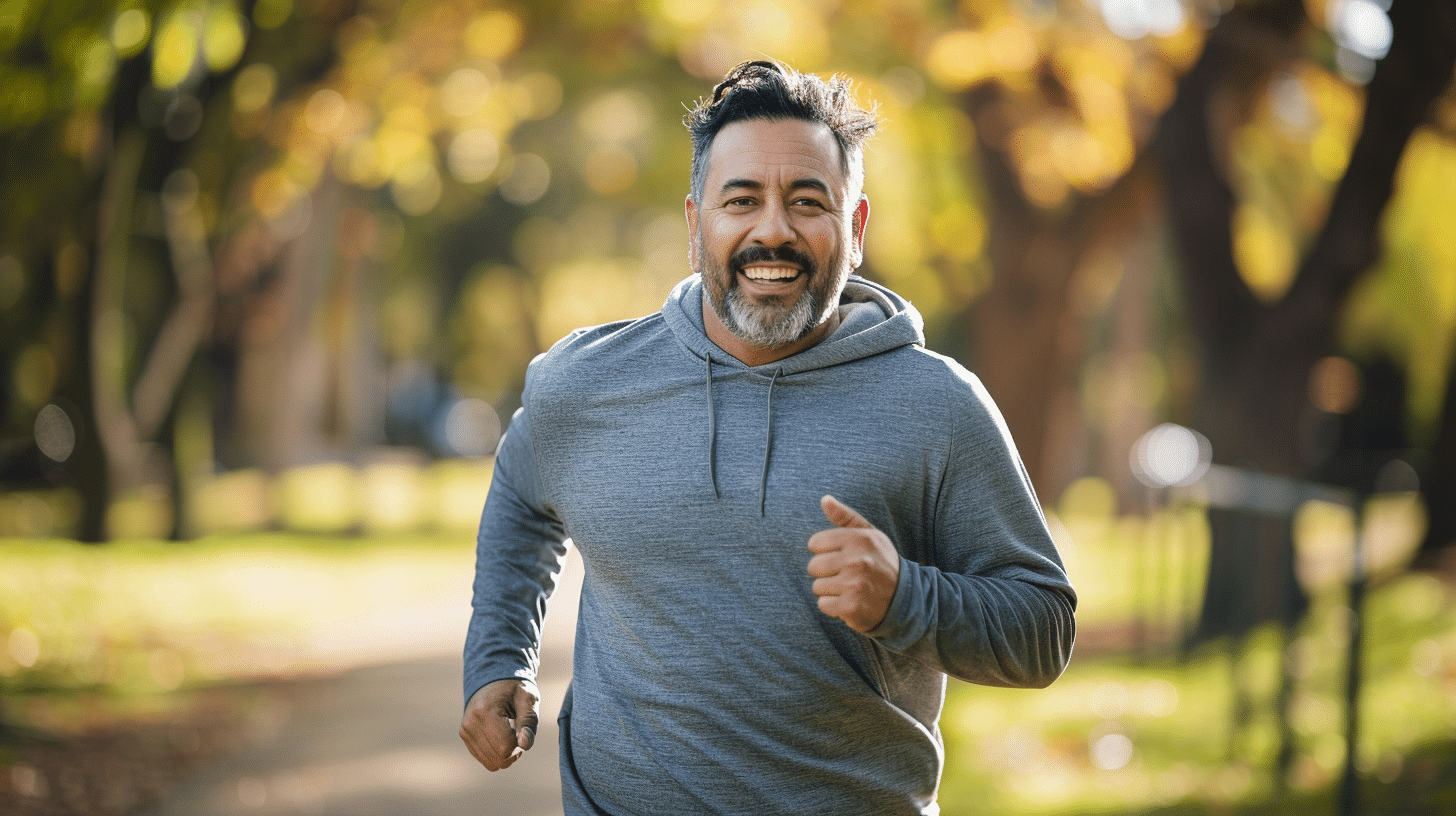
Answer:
[{"left": 1, "top": 0, "right": 1454, "bottom": 814}]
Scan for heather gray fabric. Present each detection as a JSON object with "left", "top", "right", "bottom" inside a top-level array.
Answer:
[{"left": 464, "top": 274, "right": 1076, "bottom": 815}]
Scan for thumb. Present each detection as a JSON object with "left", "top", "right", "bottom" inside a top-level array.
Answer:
[
  {"left": 821, "top": 495, "right": 873, "bottom": 529},
  {"left": 514, "top": 685, "right": 539, "bottom": 751}
]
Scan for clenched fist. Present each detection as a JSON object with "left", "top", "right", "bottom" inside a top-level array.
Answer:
[
  {"left": 807, "top": 495, "right": 901, "bottom": 633},
  {"left": 460, "top": 678, "right": 540, "bottom": 771}
]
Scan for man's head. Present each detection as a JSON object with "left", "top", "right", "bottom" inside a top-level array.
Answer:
[
  {"left": 685, "top": 61, "right": 879, "bottom": 208},
  {"left": 683, "top": 62, "right": 880, "bottom": 357}
]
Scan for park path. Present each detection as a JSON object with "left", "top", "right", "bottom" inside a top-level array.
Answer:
[{"left": 139, "top": 550, "right": 583, "bottom": 816}]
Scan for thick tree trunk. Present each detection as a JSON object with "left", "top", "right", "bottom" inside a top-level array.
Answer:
[
  {"left": 958, "top": 80, "right": 1160, "bottom": 500},
  {"left": 1161, "top": 0, "right": 1456, "bottom": 639}
]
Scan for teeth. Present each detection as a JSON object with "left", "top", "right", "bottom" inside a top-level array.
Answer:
[{"left": 743, "top": 267, "right": 799, "bottom": 281}]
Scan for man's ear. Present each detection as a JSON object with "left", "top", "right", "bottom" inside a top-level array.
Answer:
[
  {"left": 685, "top": 195, "right": 700, "bottom": 271},
  {"left": 850, "top": 196, "right": 869, "bottom": 269}
]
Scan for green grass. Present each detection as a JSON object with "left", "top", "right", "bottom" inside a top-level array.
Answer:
[
  {"left": 936, "top": 491, "right": 1456, "bottom": 816},
  {"left": 1, "top": 474, "right": 1452, "bottom": 814},
  {"left": 0, "top": 532, "right": 475, "bottom": 734}
]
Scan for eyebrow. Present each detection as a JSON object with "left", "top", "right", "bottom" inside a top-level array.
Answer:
[{"left": 720, "top": 177, "right": 832, "bottom": 196}]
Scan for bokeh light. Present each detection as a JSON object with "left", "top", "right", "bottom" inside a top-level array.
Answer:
[
  {"left": 1099, "top": 0, "right": 1186, "bottom": 40},
  {"left": 1132, "top": 423, "right": 1211, "bottom": 488},
  {"left": 34, "top": 403, "right": 76, "bottom": 463}
]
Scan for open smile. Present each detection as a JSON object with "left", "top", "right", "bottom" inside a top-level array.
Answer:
[{"left": 740, "top": 265, "right": 804, "bottom": 284}]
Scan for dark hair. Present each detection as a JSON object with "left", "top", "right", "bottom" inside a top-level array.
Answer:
[{"left": 683, "top": 61, "right": 880, "bottom": 203}]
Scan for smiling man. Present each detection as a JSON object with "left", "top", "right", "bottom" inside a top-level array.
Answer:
[
  {"left": 689, "top": 114, "right": 867, "bottom": 360},
  {"left": 460, "top": 61, "right": 1076, "bottom": 815}
]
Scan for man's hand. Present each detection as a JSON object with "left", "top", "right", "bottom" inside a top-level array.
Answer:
[
  {"left": 460, "top": 678, "right": 540, "bottom": 771},
  {"left": 807, "top": 495, "right": 901, "bottom": 633}
]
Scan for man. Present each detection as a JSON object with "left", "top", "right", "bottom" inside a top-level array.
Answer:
[{"left": 460, "top": 60, "right": 1076, "bottom": 815}]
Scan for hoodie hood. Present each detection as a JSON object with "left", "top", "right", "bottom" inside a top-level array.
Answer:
[
  {"left": 660, "top": 274, "right": 925, "bottom": 514},
  {"left": 661, "top": 273, "right": 925, "bottom": 373}
]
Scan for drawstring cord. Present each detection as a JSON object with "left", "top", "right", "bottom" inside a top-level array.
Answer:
[
  {"left": 758, "top": 368, "right": 780, "bottom": 518},
  {"left": 704, "top": 354, "right": 781, "bottom": 515},
  {"left": 705, "top": 355, "right": 719, "bottom": 499}
]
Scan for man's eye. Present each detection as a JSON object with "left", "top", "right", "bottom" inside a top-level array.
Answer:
[{"left": 794, "top": 198, "right": 826, "bottom": 209}]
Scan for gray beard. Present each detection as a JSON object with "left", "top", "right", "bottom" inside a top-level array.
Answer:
[{"left": 713, "top": 284, "right": 819, "bottom": 348}]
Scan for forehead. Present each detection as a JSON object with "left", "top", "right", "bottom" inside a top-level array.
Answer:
[{"left": 705, "top": 118, "right": 847, "bottom": 189}]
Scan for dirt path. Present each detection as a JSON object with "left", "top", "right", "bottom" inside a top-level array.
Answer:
[{"left": 137, "top": 550, "right": 582, "bottom": 816}]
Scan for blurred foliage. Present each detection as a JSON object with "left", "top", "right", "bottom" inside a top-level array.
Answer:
[{"left": 0, "top": 2, "right": 1450, "bottom": 535}]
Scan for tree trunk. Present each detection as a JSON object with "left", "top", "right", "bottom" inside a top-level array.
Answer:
[
  {"left": 957, "top": 79, "right": 1160, "bottom": 500},
  {"left": 1415, "top": 341, "right": 1456, "bottom": 568},
  {"left": 1160, "top": 0, "right": 1456, "bottom": 640}
]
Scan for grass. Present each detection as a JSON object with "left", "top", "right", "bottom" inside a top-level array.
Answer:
[
  {"left": 938, "top": 573, "right": 1456, "bottom": 815},
  {"left": 0, "top": 469, "right": 1452, "bottom": 815},
  {"left": 0, "top": 532, "right": 475, "bottom": 738},
  {"left": 935, "top": 486, "right": 1456, "bottom": 815}
]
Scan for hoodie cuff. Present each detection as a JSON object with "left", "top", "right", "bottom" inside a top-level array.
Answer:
[
  {"left": 463, "top": 663, "right": 536, "bottom": 708},
  {"left": 866, "top": 557, "right": 932, "bottom": 651}
]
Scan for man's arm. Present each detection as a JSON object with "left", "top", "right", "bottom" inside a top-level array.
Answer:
[
  {"left": 890, "top": 370, "right": 1075, "bottom": 687},
  {"left": 810, "top": 370, "right": 1076, "bottom": 689},
  {"left": 461, "top": 401, "right": 569, "bottom": 769}
]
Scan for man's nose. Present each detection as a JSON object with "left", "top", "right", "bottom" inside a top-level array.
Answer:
[{"left": 747, "top": 199, "right": 795, "bottom": 247}]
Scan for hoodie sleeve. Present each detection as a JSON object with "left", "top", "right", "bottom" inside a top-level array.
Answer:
[
  {"left": 462, "top": 392, "right": 570, "bottom": 706},
  {"left": 866, "top": 368, "right": 1076, "bottom": 688}
]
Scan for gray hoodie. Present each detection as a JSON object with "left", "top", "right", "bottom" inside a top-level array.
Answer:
[{"left": 464, "top": 274, "right": 1076, "bottom": 815}]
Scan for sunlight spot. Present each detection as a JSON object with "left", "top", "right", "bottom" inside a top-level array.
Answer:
[
  {"left": 153, "top": 11, "right": 200, "bottom": 89},
  {"left": 1309, "top": 356, "right": 1360, "bottom": 414},
  {"left": 1132, "top": 423, "right": 1210, "bottom": 488},
  {"left": 579, "top": 89, "right": 653, "bottom": 144},
  {"left": 111, "top": 8, "right": 151, "bottom": 57},
  {"left": 441, "top": 67, "right": 493, "bottom": 118},
  {"left": 500, "top": 153, "right": 551, "bottom": 205},
  {"left": 34, "top": 403, "right": 75, "bottom": 462},
  {"left": 1100, "top": 0, "right": 1186, "bottom": 40},
  {"left": 8, "top": 627, "right": 40, "bottom": 669},
  {"left": 253, "top": 746, "right": 483, "bottom": 806},
  {"left": 465, "top": 9, "right": 523, "bottom": 61},
  {"left": 252, "top": 0, "right": 292, "bottom": 30},
  {"left": 1412, "top": 638, "right": 1443, "bottom": 677},
  {"left": 1135, "top": 678, "right": 1179, "bottom": 716},
  {"left": 925, "top": 30, "right": 991, "bottom": 90},
  {"left": 233, "top": 63, "right": 276, "bottom": 114},
  {"left": 391, "top": 157, "right": 442, "bottom": 216},
  {"left": 583, "top": 145, "right": 638, "bottom": 195},
  {"left": 448, "top": 129, "right": 501, "bottom": 184},
  {"left": 10, "top": 764, "right": 47, "bottom": 798},
  {"left": 202, "top": 4, "right": 247, "bottom": 72},
  {"left": 1329, "top": 0, "right": 1392, "bottom": 61},
  {"left": 304, "top": 88, "right": 347, "bottom": 135},
  {"left": 1090, "top": 681, "right": 1131, "bottom": 719},
  {"left": 1091, "top": 732, "right": 1134, "bottom": 770}
]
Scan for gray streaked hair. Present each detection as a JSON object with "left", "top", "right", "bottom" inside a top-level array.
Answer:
[{"left": 683, "top": 60, "right": 880, "bottom": 204}]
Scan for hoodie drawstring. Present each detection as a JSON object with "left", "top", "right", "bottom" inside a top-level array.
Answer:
[
  {"left": 704, "top": 357, "right": 781, "bottom": 515},
  {"left": 758, "top": 368, "right": 780, "bottom": 518},
  {"left": 705, "top": 355, "right": 719, "bottom": 499}
]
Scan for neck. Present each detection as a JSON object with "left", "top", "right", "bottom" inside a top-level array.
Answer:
[{"left": 701, "top": 291, "right": 840, "bottom": 367}]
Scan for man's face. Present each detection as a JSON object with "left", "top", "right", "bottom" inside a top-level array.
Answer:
[{"left": 687, "top": 118, "right": 868, "bottom": 349}]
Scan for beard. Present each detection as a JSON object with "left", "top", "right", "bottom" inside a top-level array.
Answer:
[{"left": 699, "top": 239, "right": 849, "bottom": 349}]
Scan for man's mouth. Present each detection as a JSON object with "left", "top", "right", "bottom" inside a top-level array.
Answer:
[{"left": 741, "top": 265, "right": 802, "bottom": 282}]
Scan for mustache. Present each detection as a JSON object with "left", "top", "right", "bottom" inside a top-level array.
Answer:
[{"left": 729, "top": 245, "right": 815, "bottom": 275}]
